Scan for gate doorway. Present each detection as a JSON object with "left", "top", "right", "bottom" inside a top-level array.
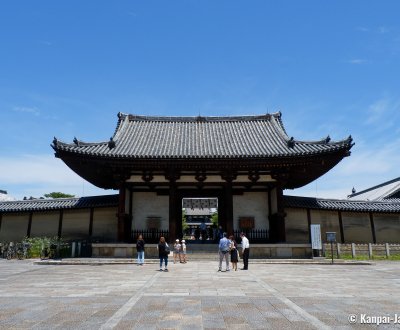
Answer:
[{"left": 182, "top": 197, "right": 218, "bottom": 243}]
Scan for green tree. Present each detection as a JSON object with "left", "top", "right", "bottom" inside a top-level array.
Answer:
[
  {"left": 44, "top": 192, "right": 75, "bottom": 199},
  {"left": 211, "top": 211, "right": 218, "bottom": 226},
  {"left": 182, "top": 209, "right": 189, "bottom": 232}
]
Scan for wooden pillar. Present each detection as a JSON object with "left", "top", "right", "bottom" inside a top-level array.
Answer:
[
  {"left": 169, "top": 181, "right": 177, "bottom": 242},
  {"left": 338, "top": 210, "right": 345, "bottom": 243},
  {"left": 89, "top": 207, "right": 94, "bottom": 238},
  {"left": 166, "top": 169, "right": 180, "bottom": 242},
  {"left": 221, "top": 170, "right": 235, "bottom": 236},
  {"left": 129, "top": 188, "right": 133, "bottom": 231},
  {"left": 117, "top": 183, "right": 126, "bottom": 242},
  {"left": 27, "top": 212, "right": 33, "bottom": 238},
  {"left": 225, "top": 181, "right": 234, "bottom": 236},
  {"left": 307, "top": 208, "right": 311, "bottom": 243},
  {"left": 275, "top": 184, "right": 286, "bottom": 242},
  {"left": 369, "top": 212, "right": 376, "bottom": 243},
  {"left": 267, "top": 186, "right": 272, "bottom": 216}
]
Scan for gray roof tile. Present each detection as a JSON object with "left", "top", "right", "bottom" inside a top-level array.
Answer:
[
  {"left": 0, "top": 195, "right": 118, "bottom": 213},
  {"left": 52, "top": 113, "right": 353, "bottom": 159},
  {"left": 284, "top": 195, "right": 400, "bottom": 213},
  {"left": 2, "top": 194, "right": 399, "bottom": 214}
]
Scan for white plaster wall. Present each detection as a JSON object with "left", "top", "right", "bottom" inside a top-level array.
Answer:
[
  {"left": 233, "top": 192, "right": 269, "bottom": 230},
  {"left": 132, "top": 192, "right": 169, "bottom": 230}
]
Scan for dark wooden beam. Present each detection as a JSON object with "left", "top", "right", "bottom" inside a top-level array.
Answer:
[
  {"left": 58, "top": 209, "right": 63, "bottom": 238},
  {"left": 27, "top": 212, "right": 33, "bottom": 238},
  {"left": 369, "top": 212, "right": 376, "bottom": 244},
  {"left": 338, "top": 210, "right": 345, "bottom": 243}
]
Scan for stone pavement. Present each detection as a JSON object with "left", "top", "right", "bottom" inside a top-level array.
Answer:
[{"left": 0, "top": 259, "right": 400, "bottom": 329}]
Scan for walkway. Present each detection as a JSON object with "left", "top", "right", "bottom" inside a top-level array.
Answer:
[{"left": 0, "top": 259, "right": 399, "bottom": 329}]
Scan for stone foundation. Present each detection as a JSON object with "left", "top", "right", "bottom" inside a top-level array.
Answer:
[{"left": 91, "top": 243, "right": 312, "bottom": 258}]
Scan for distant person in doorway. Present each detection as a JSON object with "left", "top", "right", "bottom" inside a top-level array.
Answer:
[
  {"left": 218, "top": 232, "right": 231, "bottom": 272},
  {"left": 240, "top": 232, "right": 250, "bottom": 270},
  {"left": 136, "top": 234, "right": 145, "bottom": 266},
  {"left": 180, "top": 239, "right": 187, "bottom": 263},
  {"left": 158, "top": 236, "right": 169, "bottom": 272},
  {"left": 229, "top": 235, "right": 239, "bottom": 271},
  {"left": 211, "top": 223, "right": 218, "bottom": 241},
  {"left": 217, "top": 226, "right": 224, "bottom": 240},
  {"left": 200, "top": 220, "right": 207, "bottom": 242},
  {"left": 173, "top": 239, "right": 182, "bottom": 264}
]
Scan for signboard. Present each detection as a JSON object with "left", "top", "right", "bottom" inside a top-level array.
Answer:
[
  {"left": 310, "top": 224, "right": 322, "bottom": 250},
  {"left": 239, "top": 217, "right": 255, "bottom": 229},
  {"left": 326, "top": 232, "right": 336, "bottom": 243}
]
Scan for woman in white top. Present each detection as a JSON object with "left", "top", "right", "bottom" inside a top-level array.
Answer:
[{"left": 173, "top": 239, "right": 182, "bottom": 264}]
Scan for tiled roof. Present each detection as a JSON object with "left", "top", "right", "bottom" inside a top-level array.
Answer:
[
  {"left": 348, "top": 177, "right": 400, "bottom": 201},
  {"left": 0, "top": 195, "right": 118, "bottom": 213},
  {"left": 2, "top": 194, "right": 399, "bottom": 214},
  {"left": 284, "top": 195, "right": 400, "bottom": 213},
  {"left": 52, "top": 113, "right": 353, "bottom": 159}
]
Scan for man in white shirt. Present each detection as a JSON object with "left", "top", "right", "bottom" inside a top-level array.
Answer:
[{"left": 240, "top": 232, "right": 250, "bottom": 270}]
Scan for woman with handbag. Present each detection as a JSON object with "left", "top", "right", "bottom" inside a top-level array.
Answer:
[{"left": 158, "top": 236, "right": 170, "bottom": 272}]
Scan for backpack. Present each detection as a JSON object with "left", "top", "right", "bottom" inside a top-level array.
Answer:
[{"left": 165, "top": 243, "right": 170, "bottom": 253}]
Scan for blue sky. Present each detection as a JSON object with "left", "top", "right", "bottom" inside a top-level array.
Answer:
[{"left": 0, "top": 1, "right": 399, "bottom": 200}]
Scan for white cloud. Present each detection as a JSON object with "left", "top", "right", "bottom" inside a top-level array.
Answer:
[
  {"left": 364, "top": 97, "right": 400, "bottom": 127},
  {"left": 347, "top": 59, "right": 368, "bottom": 65},
  {"left": 13, "top": 106, "right": 40, "bottom": 116},
  {"left": 0, "top": 155, "right": 108, "bottom": 199}
]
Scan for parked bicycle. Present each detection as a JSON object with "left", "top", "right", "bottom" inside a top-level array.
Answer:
[
  {"left": 40, "top": 243, "right": 57, "bottom": 260},
  {"left": 0, "top": 242, "right": 7, "bottom": 258},
  {"left": 16, "top": 242, "right": 31, "bottom": 259},
  {"left": 6, "top": 242, "right": 17, "bottom": 260}
]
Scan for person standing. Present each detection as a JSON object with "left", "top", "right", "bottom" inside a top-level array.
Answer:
[
  {"left": 229, "top": 235, "right": 238, "bottom": 271},
  {"left": 173, "top": 239, "right": 182, "bottom": 264},
  {"left": 136, "top": 234, "right": 145, "bottom": 266},
  {"left": 180, "top": 239, "right": 187, "bottom": 263},
  {"left": 158, "top": 236, "right": 169, "bottom": 272},
  {"left": 218, "top": 232, "right": 231, "bottom": 272},
  {"left": 240, "top": 232, "right": 250, "bottom": 270}
]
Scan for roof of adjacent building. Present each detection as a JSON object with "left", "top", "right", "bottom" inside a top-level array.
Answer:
[
  {"left": 1, "top": 194, "right": 400, "bottom": 214},
  {"left": 284, "top": 195, "right": 400, "bottom": 213},
  {"left": 0, "top": 195, "right": 118, "bottom": 213},
  {"left": 347, "top": 177, "right": 400, "bottom": 201},
  {"left": 53, "top": 112, "right": 353, "bottom": 159}
]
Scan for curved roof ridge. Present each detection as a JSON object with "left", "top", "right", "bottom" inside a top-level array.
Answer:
[
  {"left": 348, "top": 177, "right": 400, "bottom": 199},
  {"left": 294, "top": 135, "right": 353, "bottom": 146},
  {"left": 119, "top": 112, "right": 282, "bottom": 122}
]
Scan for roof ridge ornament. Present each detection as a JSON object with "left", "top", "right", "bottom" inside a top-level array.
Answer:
[
  {"left": 73, "top": 137, "right": 80, "bottom": 147},
  {"left": 287, "top": 137, "right": 295, "bottom": 148},
  {"left": 108, "top": 137, "right": 116, "bottom": 149},
  {"left": 325, "top": 135, "right": 331, "bottom": 144}
]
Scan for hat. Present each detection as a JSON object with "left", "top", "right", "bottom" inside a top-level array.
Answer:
[
  {"left": 182, "top": 240, "right": 185, "bottom": 243},
  {"left": 176, "top": 239, "right": 179, "bottom": 242}
]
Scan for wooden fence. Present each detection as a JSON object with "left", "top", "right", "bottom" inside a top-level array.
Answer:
[
  {"left": 131, "top": 229, "right": 170, "bottom": 243},
  {"left": 323, "top": 243, "right": 400, "bottom": 258},
  {"left": 233, "top": 229, "right": 269, "bottom": 243}
]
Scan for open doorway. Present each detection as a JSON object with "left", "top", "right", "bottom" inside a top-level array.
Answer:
[{"left": 182, "top": 198, "right": 219, "bottom": 243}]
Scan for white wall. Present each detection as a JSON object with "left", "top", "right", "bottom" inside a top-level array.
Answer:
[
  {"left": 233, "top": 192, "right": 269, "bottom": 230},
  {"left": 131, "top": 192, "right": 169, "bottom": 230}
]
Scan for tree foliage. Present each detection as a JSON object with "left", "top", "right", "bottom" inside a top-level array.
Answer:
[{"left": 44, "top": 192, "right": 75, "bottom": 199}]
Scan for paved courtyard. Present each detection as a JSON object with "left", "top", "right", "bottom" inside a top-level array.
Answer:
[{"left": 0, "top": 259, "right": 400, "bottom": 329}]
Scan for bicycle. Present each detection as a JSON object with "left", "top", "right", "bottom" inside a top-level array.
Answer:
[
  {"left": 16, "top": 242, "right": 31, "bottom": 260},
  {"left": 6, "top": 242, "right": 17, "bottom": 260}
]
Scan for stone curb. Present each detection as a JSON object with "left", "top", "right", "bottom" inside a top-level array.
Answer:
[{"left": 32, "top": 258, "right": 373, "bottom": 266}]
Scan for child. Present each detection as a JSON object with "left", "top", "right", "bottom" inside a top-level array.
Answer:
[
  {"left": 180, "top": 239, "right": 187, "bottom": 263},
  {"left": 173, "top": 239, "right": 182, "bottom": 264}
]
